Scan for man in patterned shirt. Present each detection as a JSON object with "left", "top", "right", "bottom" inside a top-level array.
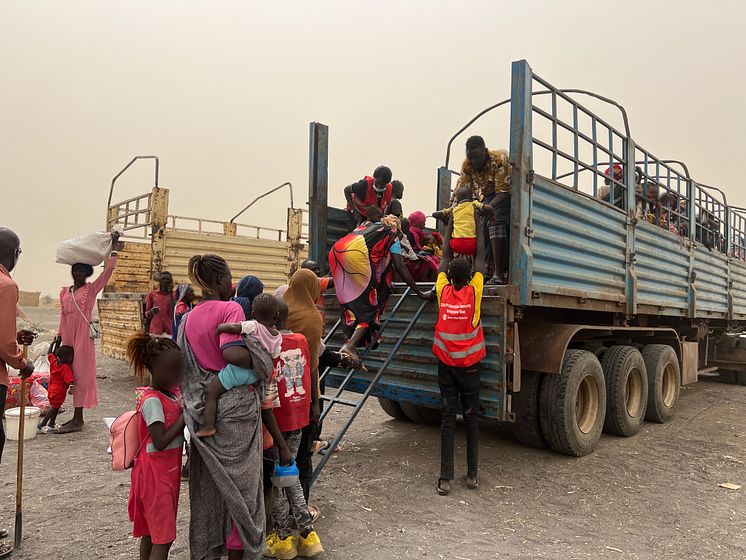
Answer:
[{"left": 455, "top": 136, "right": 511, "bottom": 284}]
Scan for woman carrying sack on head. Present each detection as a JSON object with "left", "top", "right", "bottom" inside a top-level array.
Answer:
[{"left": 54, "top": 232, "right": 120, "bottom": 434}]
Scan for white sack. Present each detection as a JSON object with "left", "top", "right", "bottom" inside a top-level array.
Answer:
[{"left": 56, "top": 231, "right": 112, "bottom": 266}]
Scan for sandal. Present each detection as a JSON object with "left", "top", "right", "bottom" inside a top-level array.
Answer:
[
  {"left": 340, "top": 350, "right": 367, "bottom": 371},
  {"left": 307, "top": 504, "right": 320, "bottom": 523},
  {"left": 436, "top": 478, "right": 451, "bottom": 496},
  {"left": 0, "top": 544, "right": 12, "bottom": 559},
  {"left": 314, "top": 440, "right": 340, "bottom": 455},
  {"left": 467, "top": 476, "right": 479, "bottom": 490}
]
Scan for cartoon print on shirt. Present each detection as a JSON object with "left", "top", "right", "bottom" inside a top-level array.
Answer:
[{"left": 277, "top": 347, "right": 307, "bottom": 399}]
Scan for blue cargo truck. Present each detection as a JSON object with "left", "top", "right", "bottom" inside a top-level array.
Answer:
[{"left": 307, "top": 60, "right": 746, "bottom": 473}]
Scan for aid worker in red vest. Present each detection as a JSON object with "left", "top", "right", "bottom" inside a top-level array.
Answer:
[
  {"left": 432, "top": 212, "right": 486, "bottom": 497},
  {"left": 343, "top": 165, "right": 394, "bottom": 228}
]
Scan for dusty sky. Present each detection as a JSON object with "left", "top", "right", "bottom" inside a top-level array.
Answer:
[{"left": 3, "top": 0, "right": 745, "bottom": 297}]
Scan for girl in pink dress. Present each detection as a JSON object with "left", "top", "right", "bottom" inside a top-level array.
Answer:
[
  {"left": 126, "top": 332, "right": 184, "bottom": 560},
  {"left": 55, "top": 234, "right": 120, "bottom": 433}
]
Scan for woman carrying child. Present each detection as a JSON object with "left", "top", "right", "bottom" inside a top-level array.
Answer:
[
  {"left": 178, "top": 254, "right": 266, "bottom": 559},
  {"left": 126, "top": 333, "right": 185, "bottom": 560}
]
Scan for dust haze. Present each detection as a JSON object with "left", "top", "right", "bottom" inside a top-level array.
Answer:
[{"left": 2, "top": 0, "right": 745, "bottom": 296}]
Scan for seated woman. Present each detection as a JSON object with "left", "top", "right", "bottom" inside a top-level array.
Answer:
[{"left": 329, "top": 207, "right": 430, "bottom": 364}]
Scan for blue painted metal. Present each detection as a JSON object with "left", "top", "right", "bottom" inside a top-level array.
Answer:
[
  {"left": 322, "top": 288, "right": 508, "bottom": 421},
  {"left": 506, "top": 59, "right": 741, "bottom": 321},
  {"left": 509, "top": 60, "right": 533, "bottom": 306},
  {"left": 308, "top": 122, "right": 329, "bottom": 273},
  {"left": 635, "top": 222, "right": 689, "bottom": 313},
  {"left": 530, "top": 177, "right": 626, "bottom": 304}
]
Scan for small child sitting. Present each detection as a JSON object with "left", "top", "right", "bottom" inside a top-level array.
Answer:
[
  {"left": 432, "top": 184, "right": 495, "bottom": 256},
  {"left": 196, "top": 293, "right": 283, "bottom": 438},
  {"left": 38, "top": 345, "right": 75, "bottom": 434}
]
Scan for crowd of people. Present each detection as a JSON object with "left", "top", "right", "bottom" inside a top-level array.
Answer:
[{"left": 0, "top": 136, "right": 504, "bottom": 559}]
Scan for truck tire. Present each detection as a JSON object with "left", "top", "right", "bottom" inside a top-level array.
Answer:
[
  {"left": 600, "top": 346, "right": 648, "bottom": 437},
  {"left": 641, "top": 344, "right": 680, "bottom": 423},
  {"left": 539, "top": 350, "right": 606, "bottom": 457},
  {"left": 400, "top": 402, "right": 442, "bottom": 426},
  {"left": 378, "top": 397, "right": 409, "bottom": 421},
  {"left": 512, "top": 370, "right": 546, "bottom": 448}
]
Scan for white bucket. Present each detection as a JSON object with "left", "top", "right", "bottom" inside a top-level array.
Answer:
[{"left": 5, "top": 407, "right": 41, "bottom": 441}]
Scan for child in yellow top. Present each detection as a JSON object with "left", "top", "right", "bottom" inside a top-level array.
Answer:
[{"left": 432, "top": 185, "right": 495, "bottom": 256}]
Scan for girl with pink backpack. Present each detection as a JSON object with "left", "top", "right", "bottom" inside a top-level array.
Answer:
[{"left": 125, "top": 332, "right": 185, "bottom": 560}]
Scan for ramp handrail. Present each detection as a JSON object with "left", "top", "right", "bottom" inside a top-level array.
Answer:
[{"left": 311, "top": 288, "right": 430, "bottom": 485}]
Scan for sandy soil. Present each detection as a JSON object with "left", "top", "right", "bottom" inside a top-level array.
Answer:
[{"left": 2, "top": 308, "right": 745, "bottom": 559}]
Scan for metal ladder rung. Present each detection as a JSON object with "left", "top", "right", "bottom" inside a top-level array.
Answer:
[
  {"left": 311, "top": 287, "right": 431, "bottom": 486},
  {"left": 319, "top": 396, "right": 359, "bottom": 407}
]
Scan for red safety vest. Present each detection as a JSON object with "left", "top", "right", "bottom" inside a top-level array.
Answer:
[
  {"left": 433, "top": 283, "right": 486, "bottom": 368},
  {"left": 352, "top": 176, "right": 393, "bottom": 216}
]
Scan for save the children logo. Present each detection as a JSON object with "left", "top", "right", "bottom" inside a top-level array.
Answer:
[{"left": 277, "top": 347, "right": 307, "bottom": 400}]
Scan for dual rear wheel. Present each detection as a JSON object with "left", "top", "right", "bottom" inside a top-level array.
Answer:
[{"left": 513, "top": 343, "right": 680, "bottom": 456}]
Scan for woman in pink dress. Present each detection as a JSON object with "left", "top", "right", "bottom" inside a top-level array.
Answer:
[{"left": 54, "top": 233, "right": 120, "bottom": 433}]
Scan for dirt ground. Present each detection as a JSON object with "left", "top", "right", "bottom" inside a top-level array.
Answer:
[{"left": 3, "top": 308, "right": 745, "bottom": 559}]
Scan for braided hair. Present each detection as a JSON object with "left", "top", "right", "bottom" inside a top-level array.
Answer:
[
  {"left": 126, "top": 331, "right": 179, "bottom": 378},
  {"left": 187, "top": 254, "right": 230, "bottom": 293}
]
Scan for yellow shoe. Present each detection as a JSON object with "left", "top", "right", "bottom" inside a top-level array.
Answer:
[
  {"left": 268, "top": 534, "right": 298, "bottom": 560},
  {"left": 297, "top": 531, "right": 324, "bottom": 558},
  {"left": 264, "top": 532, "right": 279, "bottom": 558}
]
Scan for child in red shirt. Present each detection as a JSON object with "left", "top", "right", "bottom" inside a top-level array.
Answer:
[
  {"left": 38, "top": 345, "right": 75, "bottom": 434},
  {"left": 264, "top": 299, "right": 324, "bottom": 559}
]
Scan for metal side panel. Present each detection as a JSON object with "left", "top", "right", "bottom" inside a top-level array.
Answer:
[
  {"left": 162, "top": 230, "right": 293, "bottom": 291},
  {"left": 323, "top": 290, "right": 507, "bottom": 421},
  {"left": 530, "top": 177, "right": 626, "bottom": 303},
  {"left": 324, "top": 208, "right": 350, "bottom": 261},
  {"left": 99, "top": 296, "right": 144, "bottom": 360},
  {"left": 731, "top": 259, "right": 746, "bottom": 318},
  {"left": 635, "top": 221, "right": 689, "bottom": 312},
  {"left": 107, "top": 240, "right": 152, "bottom": 294},
  {"left": 693, "top": 245, "right": 728, "bottom": 315}
]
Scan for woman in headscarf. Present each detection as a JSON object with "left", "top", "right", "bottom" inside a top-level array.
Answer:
[
  {"left": 233, "top": 275, "right": 264, "bottom": 320},
  {"left": 404, "top": 210, "right": 441, "bottom": 282},
  {"left": 329, "top": 211, "right": 429, "bottom": 365},
  {"left": 172, "top": 283, "right": 195, "bottom": 341},
  {"left": 283, "top": 268, "right": 323, "bottom": 507},
  {"left": 407, "top": 210, "right": 427, "bottom": 252},
  {"left": 179, "top": 254, "right": 265, "bottom": 559},
  {"left": 54, "top": 233, "right": 120, "bottom": 434}
]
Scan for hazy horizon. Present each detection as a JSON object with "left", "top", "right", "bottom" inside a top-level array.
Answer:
[{"left": 3, "top": 0, "right": 745, "bottom": 297}]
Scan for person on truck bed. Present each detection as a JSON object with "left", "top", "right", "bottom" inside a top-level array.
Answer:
[
  {"left": 145, "top": 271, "right": 175, "bottom": 337},
  {"left": 329, "top": 206, "right": 429, "bottom": 365},
  {"left": 384, "top": 180, "right": 405, "bottom": 218},
  {"left": 343, "top": 165, "right": 396, "bottom": 228},
  {"left": 455, "top": 136, "right": 511, "bottom": 285},
  {"left": 598, "top": 165, "right": 645, "bottom": 218},
  {"left": 432, "top": 211, "right": 486, "bottom": 496}
]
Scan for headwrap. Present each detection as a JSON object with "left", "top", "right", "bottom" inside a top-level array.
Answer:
[
  {"left": 284, "top": 269, "right": 322, "bottom": 371},
  {"left": 274, "top": 284, "right": 289, "bottom": 299},
  {"left": 233, "top": 275, "right": 264, "bottom": 320},
  {"left": 405, "top": 211, "right": 427, "bottom": 252},
  {"left": 381, "top": 215, "right": 401, "bottom": 232},
  {"left": 71, "top": 263, "right": 94, "bottom": 278},
  {"left": 174, "top": 283, "right": 191, "bottom": 304},
  {"left": 604, "top": 164, "right": 623, "bottom": 182}
]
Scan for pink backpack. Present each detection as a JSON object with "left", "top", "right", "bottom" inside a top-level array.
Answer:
[{"left": 110, "top": 410, "right": 145, "bottom": 471}]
